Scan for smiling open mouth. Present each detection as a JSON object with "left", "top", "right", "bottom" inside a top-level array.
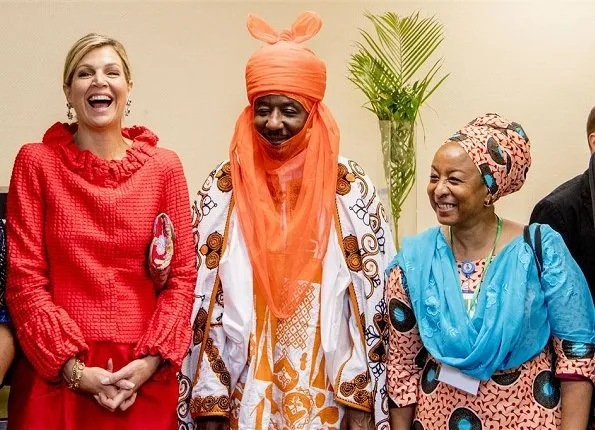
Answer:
[
  {"left": 267, "top": 137, "right": 287, "bottom": 144},
  {"left": 87, "top": 95, "right": 113, "bottom": 109},
  {"left": 263, "top": 133, "right": 290, "bottom": 145}
]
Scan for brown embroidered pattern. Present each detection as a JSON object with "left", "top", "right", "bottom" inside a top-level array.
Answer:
[
  {"left": 202, "top": 167, "right": 216, "bottom": 192},
  {"left": 191, "top": 201, "right": 200, "bottom": 245},
  {"left": 360, "top": 233, "right": 381, "bottom": 299},
  {"left": 200, "top": 232, "right": 223, "bottom": 269},
  {"left": 205, "top": 337, "right": 231, "bottom": 388},
  {"left": 192, "top": 167, "right": 221, "bottom": 270},
  {"left": 343, "top": 235, "right": 362, "bottom": 272},
  {"left": 368, "top": 308, "right": 389, "bottom": 364},
  {"left": 347, "top": 160, "right": 369, "bottom": 198},
  {"left": 339, "top": 371, "right": 372, "bottom": 408},
  {"left": 337, "top": 163, "right": 356, "bottom": 195},
  {"left": 190, "top": 395, "right": 231, "bottom": 416},
  {"left": 195, "top": 168, "right": 218, "bottom": 225},
  {"left": 216, "top": 162, "right": 232, "bottom": 192},
  {"left": 216, "top": 287, "right": 224, "bottom": 307},
  {"left": 197, "top": 192, "right": 217, "bottom": 222},
  {"left": 177, "top": 373, "right": 192, "bottom": 422},
  {"left": 191, "top": 202, "right": 201, "bottom": 270},
  {"left": 192, "top": 308, "right": 208, "bottom": 346}
]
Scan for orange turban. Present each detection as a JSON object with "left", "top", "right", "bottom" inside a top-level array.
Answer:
[
  {"left": 245, "top": 13, "right": 326, "bottom": 104},
  {"left": 229, "top": 11, "right": 340, "bottom": 318}
]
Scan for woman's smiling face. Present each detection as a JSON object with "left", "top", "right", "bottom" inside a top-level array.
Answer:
[
  {"left": 63, "top": 45, "right": 132, "bottom": 130},
  {"left": 427, "top": 141, "right": 490, "bottom": 227}
]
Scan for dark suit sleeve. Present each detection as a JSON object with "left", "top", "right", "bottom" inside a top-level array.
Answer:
[{"left": 530, "top": 198, "right": 569, "bottom": 241}]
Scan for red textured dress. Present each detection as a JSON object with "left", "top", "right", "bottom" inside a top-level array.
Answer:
[{"left": 5, "top": 122, "right": 196, "bottom": 429}]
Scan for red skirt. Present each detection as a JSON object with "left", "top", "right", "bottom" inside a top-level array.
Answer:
[{"left": 7, "top": 342, "right": 178, "bottom": 430}]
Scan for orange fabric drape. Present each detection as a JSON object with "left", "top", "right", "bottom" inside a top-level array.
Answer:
[{"left": 229, "top": 12, "right": 340, "bottom": 318}]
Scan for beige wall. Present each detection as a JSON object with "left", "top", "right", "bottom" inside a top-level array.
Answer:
[{"left": 1, "top": 0, "right": 594, "bottom": 235}]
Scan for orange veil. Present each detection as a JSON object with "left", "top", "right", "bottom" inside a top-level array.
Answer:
[{"left": 229, "top": 12, "right": 340, "bottom": 318}]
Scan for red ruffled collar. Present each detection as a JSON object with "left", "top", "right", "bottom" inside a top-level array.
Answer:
[{"left": 43, "top": 122, "right": 159, "bottom": 186}]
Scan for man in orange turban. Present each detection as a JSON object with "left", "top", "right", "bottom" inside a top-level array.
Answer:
[{"left": 178, "top": 12, "right": 396, "bottom": 429}]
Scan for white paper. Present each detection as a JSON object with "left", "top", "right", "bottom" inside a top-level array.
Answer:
[{"left": 437, "top": 364, "right": 480, "bottom": 395}]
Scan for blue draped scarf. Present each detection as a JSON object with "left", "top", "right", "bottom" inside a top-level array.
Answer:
[{"left": 387, "top": 223, "right": 594, "bottom": 381}]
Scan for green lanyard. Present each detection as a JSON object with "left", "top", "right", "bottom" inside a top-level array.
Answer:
[{"left": 450, "top": 216, "right": 503, "bottom": 315}]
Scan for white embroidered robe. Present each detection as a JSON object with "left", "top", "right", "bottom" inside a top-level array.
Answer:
[{"left": 177, "top": 157, "right": 396, "bottom": 430}]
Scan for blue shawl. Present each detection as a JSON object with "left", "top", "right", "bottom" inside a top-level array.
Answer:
[{"left": 388, "top": 223, "right": 594, "bottom": 381}]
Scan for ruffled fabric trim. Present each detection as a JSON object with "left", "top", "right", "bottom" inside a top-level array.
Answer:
[
  {"left": 42, "top": 122, "right": 159, "bottom": 187},
  {"left": 16, "top": 307, "right": 89, "bottom": 380},
  {"left": 133, "top": 306, "right": 191, "bottom": 371}
]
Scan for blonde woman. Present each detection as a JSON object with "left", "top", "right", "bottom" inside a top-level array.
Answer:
[{"left": 6, "top": 34, "right": 195, "bottom": 429}]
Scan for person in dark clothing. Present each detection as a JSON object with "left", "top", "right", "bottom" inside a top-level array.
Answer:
[
  {"left": 530, "top": 106, "right": 595, "bottom": 429},
  {"left": 530, "top": 107, "right": 595, "bottom": 299}
]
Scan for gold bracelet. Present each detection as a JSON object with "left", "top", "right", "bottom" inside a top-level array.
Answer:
[{"left": 67, "top": 359, "right": 85, "bottom": 391}]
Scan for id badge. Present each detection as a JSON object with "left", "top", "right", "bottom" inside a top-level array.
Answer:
[
  {"left": 437, "top": 364, "right": 480, "bottom": 395},
  {"left": 461, "top": 287, "right": 474, "bottom": 302}
]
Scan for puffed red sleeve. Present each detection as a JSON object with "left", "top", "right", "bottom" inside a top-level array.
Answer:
[
  {"left": 6, "top": 144, "right": 88, "bottom": 380},
  {"left": 134, "top": 150, "right": 196, "bottom": 369}
]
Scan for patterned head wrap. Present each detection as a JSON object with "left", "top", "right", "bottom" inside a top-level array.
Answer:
[{"left": 446, "top": 113, "right": 530, "bottom": 201}]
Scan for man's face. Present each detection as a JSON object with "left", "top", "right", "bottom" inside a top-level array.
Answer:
[{"left": 253, "top": 94, "right": 308, "bottom": 146}]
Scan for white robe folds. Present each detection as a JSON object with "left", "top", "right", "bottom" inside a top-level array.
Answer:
[{"left": 177, "top": 157, "right": 396, "bottom": 430}]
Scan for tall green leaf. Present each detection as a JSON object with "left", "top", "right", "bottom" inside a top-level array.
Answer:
[{"left": 348, "top": 11, "right": 448, "bottom": 247}]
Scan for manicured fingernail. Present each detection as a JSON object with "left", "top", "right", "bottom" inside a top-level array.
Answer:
[
  {"left": 101, "top": 378, "right": 109, "bottom": 384},
  {"left": 125, "top": 381, "right": 135, "bottom": 389}
]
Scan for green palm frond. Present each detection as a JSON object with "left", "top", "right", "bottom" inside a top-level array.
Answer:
[
  {"left": 348, "top": 11, "right": 448, "bottom": 248},
  {"left": 348, "top": 11, "right": 448, "bottom": 122}
]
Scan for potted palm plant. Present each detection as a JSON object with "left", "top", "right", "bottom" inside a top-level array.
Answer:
[{"left": 349, "top": 11, "right": 448, "bottom": 249}]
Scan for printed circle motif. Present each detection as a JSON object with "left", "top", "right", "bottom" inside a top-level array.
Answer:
[
  {"left": 562, "top": 340, "right": 594, "bottom": 359},
  {"left": 491, "top": 369, "right": 522, "bottom": 386},
  {"left": 415, "top": 347, "right": 429, "bottom": 368},
  {"left": 342, "top": 235, "right": 362, "bottom": 272},
  {"left": 217, "top": 175, "right": 232, "bottom": 192},
  {"left": 206, "top": 232, "right": 223, "bottom": 251},
  {"left": 448, "top": 407, "right": 483, "bottom": 430},
  {"left": 533, "top": 370, "right": 560, "bottom": 409},
  {"left": 421, "top": 360, "right": 440, "bottom": 394},
  {"left": 389, "top": 298, "right": 416, "bottom": 332},
  {"left": 216, "top": 162, "right": 233, "bottom": 192}
]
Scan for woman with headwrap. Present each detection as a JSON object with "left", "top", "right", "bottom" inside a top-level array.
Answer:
[
  {"left": 386, "top": 114, "right": 595, "bottom": 429},
  {"left": 177, "top": 11, "right": 396, "bottom": 430}
]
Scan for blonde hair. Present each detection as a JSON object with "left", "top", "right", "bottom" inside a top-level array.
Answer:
[{"left": 63, "top": 33, "right": 132, "bottom": 87}]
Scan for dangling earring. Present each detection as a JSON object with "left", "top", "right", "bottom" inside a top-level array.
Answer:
[
  {"left": 484, "top": 195, "right": 494, "bottom": 207},
  {"left": 125, "top": 99, "right": 132, "bottom": 116},
  {"left": 66, "top": 102, "right": 73, "bottom": 120}
]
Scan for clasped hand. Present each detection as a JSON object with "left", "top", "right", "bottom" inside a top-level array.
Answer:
[{"left": 62, "top": 355, "right": 161, "bottom": 412}]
